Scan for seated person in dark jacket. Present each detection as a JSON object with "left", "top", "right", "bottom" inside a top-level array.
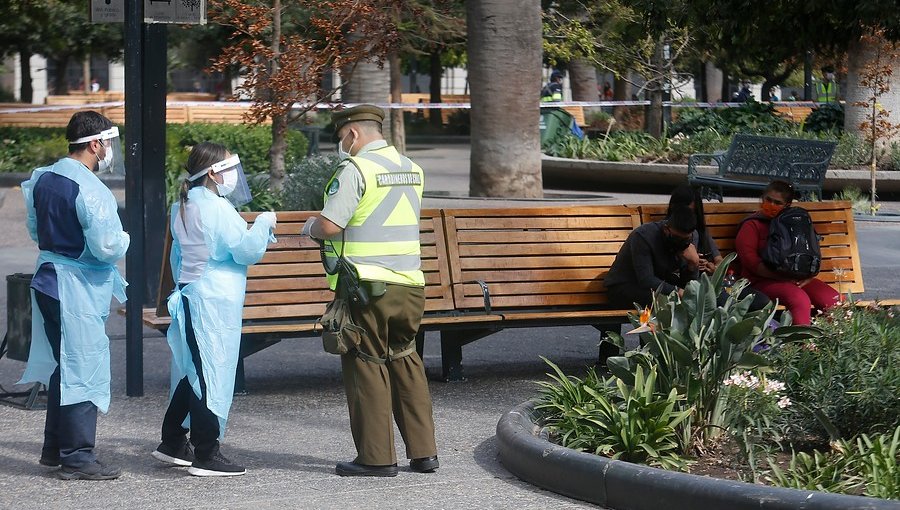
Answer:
[{"left": 605, "top": 205, "right": 698, "bottom": 309}]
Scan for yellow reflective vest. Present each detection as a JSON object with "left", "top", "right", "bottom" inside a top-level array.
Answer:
[
  {"left": 816, "top": 81, "right": 839, "bottom": 103},
  {"left": 323, "top": 145, "right": 425, "bottom": 289}
]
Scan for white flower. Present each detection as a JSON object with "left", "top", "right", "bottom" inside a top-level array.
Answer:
[
  {"left": 777, "top": 396, "right": 792, "bottom": 409},
  {"left": 763, "top": 379, "right": 786, "bottom": 394}
]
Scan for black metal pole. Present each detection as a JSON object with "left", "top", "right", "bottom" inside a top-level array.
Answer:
[
  {"left": 143, "top": 24, "right": 167, "bottom": 307},
  {"left": 124, "top": 0, "right": 145, "bottom": 397}
]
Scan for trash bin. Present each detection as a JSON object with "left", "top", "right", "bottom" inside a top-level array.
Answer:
[
  {"left": 5, "top": 273, "right": 32, "bottom": 362},
  {"left": 540, "top": 108, "right": 576, "bottom": 148}
]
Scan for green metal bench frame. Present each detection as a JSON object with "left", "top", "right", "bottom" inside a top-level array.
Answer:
[{"left": 687, "top": 134, "right": 836, "bottom": 201}]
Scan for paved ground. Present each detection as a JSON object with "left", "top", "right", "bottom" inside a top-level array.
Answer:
[{"left": 0, "top": 144, "right": 897, "bottom": 510}]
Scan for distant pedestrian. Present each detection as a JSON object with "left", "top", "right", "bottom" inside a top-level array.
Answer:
[
  {"left": 816, "top": 66, "right": 840, "bottom": 103},
  {"left": 602, "top": 82, "right": 614, "bottom": 101},
  {"left": 541, "top": 70, "right": 564, "bottom": 102}
]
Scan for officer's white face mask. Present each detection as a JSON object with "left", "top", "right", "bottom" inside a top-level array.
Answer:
[{"left": 337, "top": 131, "right": 357, "bottom": 159}]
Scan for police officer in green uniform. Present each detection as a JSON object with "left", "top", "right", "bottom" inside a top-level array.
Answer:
[
  {"left": 816, "top": 66, "right": 840, "bottom": 103},
  {"left": 301, "top": 105, "right": 438, "bottom": 477}
]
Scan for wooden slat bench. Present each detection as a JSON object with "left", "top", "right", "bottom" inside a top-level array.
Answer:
[
  {"left": 639, "top": 200, "right": 866, "bottom": 295},
  {"left": 438, "top": 205, "right": 642, "bottom": 380},
  {"left": 141, "top": 209, "right": 459, "bottom": 389}
]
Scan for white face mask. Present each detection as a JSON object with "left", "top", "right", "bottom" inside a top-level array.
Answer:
[
  {"left": 215, "top": 168, "right": 238, "bottom": 197},
  {"left": 337, "top": 131, "right": 356, "bottom": 159},
  {"left": 96, "top": 143, "right": 113, "bottom": 173}
]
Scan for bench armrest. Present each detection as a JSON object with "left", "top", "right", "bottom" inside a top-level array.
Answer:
[
  {"left": 788, "top": 160, "right": 830, "bottom": 183},
  {"left": 463, "top": 279, "right": 492, "bottom": 314},
  {"left": 688, "top": 152, "right": 725, "bottom": 176}
]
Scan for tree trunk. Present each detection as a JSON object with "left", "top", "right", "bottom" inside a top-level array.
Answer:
[
  {"left": 613, "top": 74, "right": 629, "bottom": 124},
  {"left": 467, "top": 0, "right": 542, "bottom": 198},
  {"left": 646, "top": 40, "right": 665, "bottom": 139},
  {"left": 19, "top": 48, "right": 33, "bottom": 103},
  {"left": 268, "top": 0, "right": 286, "bottom": 190},
  {"left": 844, "top": 35, "right": 900, "bottom": 144},
  {"left": 568, "top": 57, "right": 598, "bottom": 101},
  {"left": 429, "top": 50, "right": 443, "bottom": 129},
  {"left": 389, "top": 52, "right": 405, "bottom": 154},
  {"left": 270, "top": 114, "right": 287, "bottom": 190},
  {"left": 844, "top": 35, "right": 900, "bottom": 215},
  {"left": 83, "top": 54, "right": 91, "bottom": 93},
  {"left": 705, "top": 62, "right": 723, "bottom": 103},
  {"left": 342, "top": 59, "right": 391, "bottom": 140},
  {"left": 52, "top": 56, "right": 69, "bottom": 95}
]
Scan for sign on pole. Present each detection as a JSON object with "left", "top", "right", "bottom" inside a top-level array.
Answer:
[
  {"left": 144, "top": 0, "right": 207, "bottom": 24},
  {"left": 91, "top": 0, "right": 207, "bottom": 24}
]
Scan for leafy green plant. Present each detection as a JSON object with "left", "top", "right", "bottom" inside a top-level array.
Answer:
[
  {"left": 281, "top": 154, "right": 340, "bottom": 211},
  {"left": 831, "top": 133, "right": 872, "bottom": 167},
  {"left": 767, "top": 448, "right": 862, "bottom": 494},
  {"left": 766, "top": 426, "right": 900, "bottom": 499},
  {"left": 834, "top": 186, "right": 875, "bottom": 214},
  {"left": 604, "top": 254, "right": 822, "bottom": 454},
  {"left": 0, "top": 127, "right": 68, "bottom": 173},
  {"left": 772, "top": 303, "right": 900, "bottom": 442},
  {"left": 536, "top": 358, "right": 691, "bottom": 470},
  {"left": 804, "top": 103, "right": 845, "bottom": 134}
]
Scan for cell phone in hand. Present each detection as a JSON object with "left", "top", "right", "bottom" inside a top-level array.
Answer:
[{"left": 699, "top": 252, "right": 712, "bottom": 260}]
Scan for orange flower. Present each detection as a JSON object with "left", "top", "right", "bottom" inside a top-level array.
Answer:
[{"left": 628, "top": 306, "right": 655, "bottom": 334}]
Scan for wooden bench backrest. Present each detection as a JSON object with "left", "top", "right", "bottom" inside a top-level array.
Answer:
[
  {"left": 775, "top": 106, "right": 814, "bottom": 123},
  {"left": 722, "top": 134, "right": 836, "bottom": 184},
  {"left": 638, "top": 201, "right": 863, "bottom": 294},
  {"left": 154, "top": 209, "right": 455, "bottom": 321},
  {"left": 442, "top": 205, "right": 642, "bottom": 311}
]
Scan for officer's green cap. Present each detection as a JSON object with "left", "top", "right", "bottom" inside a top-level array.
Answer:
[{"left": 331, "top": 104, "right": 385, "bottom": 142}]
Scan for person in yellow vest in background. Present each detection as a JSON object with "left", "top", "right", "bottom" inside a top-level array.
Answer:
[
  {"left": 541, "top": 70, "right": 564, "bottom": 102},
  {"left": 301, "top": 105, "right": 438, "bottom": 478},
  {"left": 816, "top": 65, "right": 840, "bottom": 103}
]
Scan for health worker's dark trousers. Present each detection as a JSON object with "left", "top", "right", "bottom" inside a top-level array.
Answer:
[
  {"left": 160, "top": 295, "right": 220, "bottom": 461},
  {"left": 35, "top": 290, "right": 98, "bottom": 468}
]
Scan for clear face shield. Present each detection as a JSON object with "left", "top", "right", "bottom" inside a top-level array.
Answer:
[
  {"left": 189, "top": 154, "right": 252, "bottom": 208},
  {"left": 70, "top": 126, "right": 125, "bottom": 175}
]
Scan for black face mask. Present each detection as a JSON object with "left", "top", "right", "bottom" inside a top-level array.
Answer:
[{"left": 665, "top": 235, "right": 692, "bottom": 252}]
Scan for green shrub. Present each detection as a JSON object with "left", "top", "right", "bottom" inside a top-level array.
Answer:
[
  {"left": 834, "top": 186, "right": 873, "bottom": 214},
  {"left": 281, "top": 154, "right": 340, "bottom": 211},
  {"left": 670, "top": 108, "right": 728, "bottom": 136},
  {"left": 831, "top": 133, "right": 871, "bottom": 167},
  {"left": 536, "top": 359, "right": 691, "bottom": 470},
  {"left": 803, "top": 104, "right": 844, "bottom": 134},
  {"left": 767, "top": 448, "right": 861, "bottom": 494},
  {"left": 0, "top": 127, "right": 68, "bottom": 173},
  {"left": 772, "top": 304, "right": 900, "bottom": 442},
  {"left": 671, "top": 102, "right": 794, "bottom": 137}
]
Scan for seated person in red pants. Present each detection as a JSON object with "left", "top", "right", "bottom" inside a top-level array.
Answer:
[{"left": 734, "top": 180, "right": 840, "bottom": 325}]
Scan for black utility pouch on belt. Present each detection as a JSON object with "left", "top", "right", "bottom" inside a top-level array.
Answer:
[{"left": 318, "top": 230, "right": 370, "bottom": 355}]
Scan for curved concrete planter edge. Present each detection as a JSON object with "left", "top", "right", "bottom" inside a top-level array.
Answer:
[{"left": 496, "top": 400, "right": 899, "bottom": 510}]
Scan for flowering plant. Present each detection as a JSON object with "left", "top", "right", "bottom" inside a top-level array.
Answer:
[{"left": 722, "top": 370, "right": 792, "bottom": 481}]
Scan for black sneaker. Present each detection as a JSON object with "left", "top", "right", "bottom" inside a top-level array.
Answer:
[
  {"left": 188, "top": 450, "right": 246, "bottom": 477},
  {"left": 57, "top": 461, "right": 122, "bottom": 481},
  {"left": 151, "top": 441, "right": 194, "bottom": 467}
]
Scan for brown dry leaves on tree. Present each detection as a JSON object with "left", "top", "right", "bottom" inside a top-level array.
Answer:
[
  {"left": 208, "top": 0, "right": 401, "bottom": 125},
  {"left": 853, "top": 29, "right": 900, "bottom": 152}
]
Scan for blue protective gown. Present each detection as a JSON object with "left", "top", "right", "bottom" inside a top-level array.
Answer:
[
  {"left": 19, "top": 157, "right": 129, "bottom": 413},
  {"left": 167, "top": 187, "right": 275, "bottom": 436}
]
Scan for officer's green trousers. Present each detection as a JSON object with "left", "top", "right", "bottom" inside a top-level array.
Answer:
[{"left": 341, "top": 283, "right": 437, "bottom": 465}]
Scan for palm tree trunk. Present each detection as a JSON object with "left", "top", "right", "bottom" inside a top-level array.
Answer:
[
  {"left": 705, "top": 62, "right": 723, "bottom": 102},
  {"left": 389, "top": 52, "right": 405, "bottom": 154},
  {"left": 467, "top": 0, "right": 542, "bottom": 198},
  {"left": 568, "top": 58, "right": 598, "bottom": 101},
  {"left": 342, "top": 59, "right": 391, "bottom": 141},
  {"left": 844, "top": 34, "right": 900, "bottom": 215},
  {"left": 52, "top": 56, "right": 70, "bottom": 95}
]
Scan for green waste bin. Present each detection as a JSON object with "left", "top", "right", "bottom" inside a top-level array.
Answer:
[
  {"left": 6, "top": 273, "right": 32, "bottom": 362},
  {"left": 540, "top": 108, "right": 575, "bottom": 148}
]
